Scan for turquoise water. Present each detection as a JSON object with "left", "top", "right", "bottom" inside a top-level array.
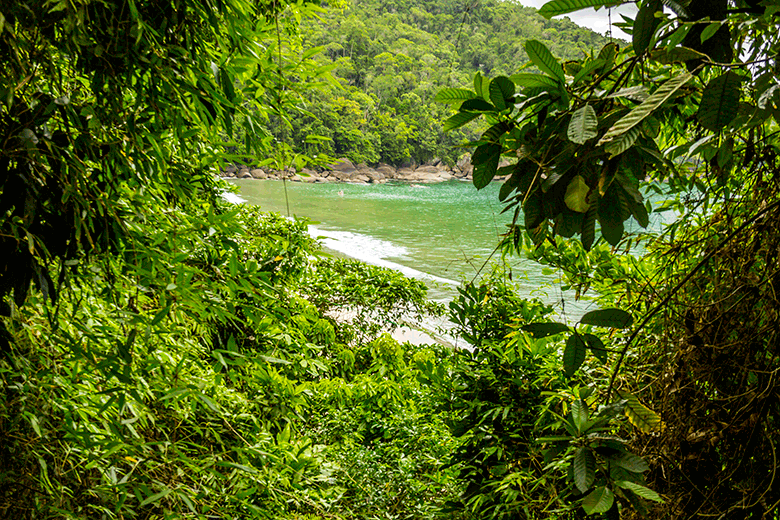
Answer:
[{"left": 227, "top": 178, "right": 592, "bottom": 316}]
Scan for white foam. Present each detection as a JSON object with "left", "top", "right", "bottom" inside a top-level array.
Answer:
[
  {"left": 221, "top": 190, "right": 247, "bottom": 204},
  {"left": 309, "top": 225, "right": 458, "bottom": 286}
]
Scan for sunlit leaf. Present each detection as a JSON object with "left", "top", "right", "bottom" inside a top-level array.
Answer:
[
  {"left": 615, "top": 480, "right": 664, "bottom": 502},
  {"left": 565, "top": 175, "right": 591, "bottom": 212},
  {"left": 489, "top": 76, "right": 516, "bottom": 110},
  {"left": 599, "top": 72, "right": 692, "bottom": 146},
  {"left": 525, "top": 40, "right": 565, "bottom": 83},
  {"left": 619, "top": 391, "right": 663, "bottom": 432}
]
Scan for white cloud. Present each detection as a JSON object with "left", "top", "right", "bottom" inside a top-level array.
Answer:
[{"left": 518, "top": 1, "right": 638, "bottom": 40}]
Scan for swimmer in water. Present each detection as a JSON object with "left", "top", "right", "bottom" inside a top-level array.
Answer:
[{"left": 338, "top": 189, "right": 344, "bottom": 197}]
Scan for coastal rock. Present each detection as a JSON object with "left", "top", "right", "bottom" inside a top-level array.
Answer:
[
  {"left": 328, "top": 158, "right": 356, "bottom": 173},
  {"left": 376, "top": 163, "right": 396, "bottom": 178},
  {"left": 238, "top": 171, "right": 253, "bottom": 179},
  {"left": 250, "top": 169, "right": 266, "bottom": 179}
]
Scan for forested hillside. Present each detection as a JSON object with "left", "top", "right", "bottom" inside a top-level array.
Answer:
[{"left": 284, "top": 0, "right": 610, "bottom": 166}]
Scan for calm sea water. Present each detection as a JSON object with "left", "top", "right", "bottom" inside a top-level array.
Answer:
[{"left": 227, "top": 178, "right": 616, "bottom": 321}]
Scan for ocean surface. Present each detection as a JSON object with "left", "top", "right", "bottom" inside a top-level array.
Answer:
[{"left": 226, "top": 178, "right": 664, "bottom": 323}]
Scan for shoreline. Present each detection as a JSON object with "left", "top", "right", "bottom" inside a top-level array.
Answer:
[{"left": 219, "top": 156, "right": 511, "bottom": 185}]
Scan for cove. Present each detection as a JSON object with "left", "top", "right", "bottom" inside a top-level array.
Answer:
[{"left": 227, "top": 178, "right": 597, "bottom": 321}]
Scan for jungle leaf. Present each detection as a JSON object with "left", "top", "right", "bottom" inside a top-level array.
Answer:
[
  {"left": 510, "top": 73, "right": 561, "bottom": 89},
  {"left": 472, "top": 143, "right": 502, "bottom": 189},
  {"left": 619, "top": 391, "right": 663, "bottom": 432},
  {"left": 568, "top": 105, "right": 598, "bottom": 144},
  {"left": 525, "top": 40, "right": 566, "bottom": 83},
  {"left": 598, "top": 72, "right": 692, "bottom": 146},
  {"left": 615, "top": 480, "right": 664, "bottom": 502},
  {"left": 614, "top": 453, "right": 650, "bottom": 473},
  {"left": 522, "top": 322, "right": 570, "bottom": 338},
  {"left": 603, "top": 125, "right": 641, "bottom": 157},
  {"left": 582, "top": 486, "right": 615, "bottom": 514},
  {"left": 633, "top": 1, "right": 661, "bottom": 55},
  {"left": 581, "top": 204, "right": 597, "bottom": 251},
  {"left": 443, "top": 111, "right": 482, "bottom": 131},
  {"left": 574, "top": 447, "right": 596, "bottom": 493},
  {"left": 564, "top": 333, "right": 587, "bottom": 377},
  {"left": 583, "top": 333, "right": 607, "bottom": 362},
  {"left": 697, "top": 71, "right": 742, "bottom": 132},
  {"left": 489, "top": 76, "right": 516, "bottom": 110},
  {"left": 565, "top": 175, "right": 591, "bottom": 212},
  {"left": 580, "top": 308, "right": 633, "bottom": 328}
]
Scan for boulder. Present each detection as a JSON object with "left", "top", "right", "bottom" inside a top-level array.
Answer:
[
  {"left": 414, "top": 165, "right": 441, "bottom": 174},
  {"left": 238, "top": 172, "right": 253, "bottom": 179},
  {"left": 224, "top": 164, "right": 237, "bottom": 174},
  {"left": 376, "top": 163, "right": 396, "bottom": 178},
  {"left": 328, "top": 158, "right": 356, "bottom": 173},
  {"left": 250, "top": 169, "right": 266, "bottom": 179}
]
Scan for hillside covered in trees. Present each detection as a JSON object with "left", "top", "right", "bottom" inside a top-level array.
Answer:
[
  {"left": 4, "top": 0, "right": 780, "bottom": 518},
  {"left": 283, "top": 0, "right": 611, "bottom": 166}
]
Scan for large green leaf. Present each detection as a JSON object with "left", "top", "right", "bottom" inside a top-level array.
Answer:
[
  {"left": 619, "top": 391, "right": 663, "bottom": 432},
  {"left": 583, "top": 332, "right": 607, "bottom": 362},
  {"left": 614, "top": 453, "right": 650, "bottom": 473},
  {"left": 603, "top": 125, "right": 641, "bottom": 157},
  {"left": 573, "top": 448, "right": 596, "bottom": 493},
  {"left": 632, "top": 1, "right": 661, "bottom": 55},
  {"left": 563, "top": 333, "right": 587, "bottom": 377},
  {"left": 573, "top": 59, "right": 606, "bottom": 84},
  {"left": 565, "top": 175, "right": 591, "bottom": 212},
  {"left": 461, "top": 98, "right": 496, "bottom": 112},
  {"left": 580, "top": 308, "right": 633, "bottom": 328},
  {"left": 472, "top": 143, "right": 502, "bottom": 189},
  {"left": 615, "top": 480, "right": 664, "bottom": 502},
  {"left": 524, "top": 40, "right": 565, "bottom": 83},
  {"left": 524, "top": 190, "right": 545, "bottom": 230},
  {"left": 568, "top": 105, "right": 598, "bottom": 144},
  {"left": 522, "top": 322, "right": 570, "bottom": 338},
  {"left": 697, "top": 71, "right": 742, "bottom": 132},
  {"left": 443, "top": 111, "right": 482, "bottom": 131},
  {"left": 598, "top": 191, "right": 624, "bottom": 246},
  {"left": 582, "top": 486, "right": 614, "bottom": 514},
  {"left": 433, "top": 88, "right": 478, "bottom": 104},
  {"left": 539, "top": 0, "right": 625, "bottom": 18},
  {"left": 581, "top": 203, "right": 597, "bottom": 251},
  {"left": 598, "top": 72, "right": 692, "bottom": 146},
  {"left": 489, "top": 76, "right": 516, "bottom": 111},
  {"left": 510, "top": 73, "right": 561, "bottom": 89}
]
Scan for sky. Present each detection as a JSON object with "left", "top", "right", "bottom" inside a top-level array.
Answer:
[{"left": 517, "top": 1, "right": 638, "bottom": 40}]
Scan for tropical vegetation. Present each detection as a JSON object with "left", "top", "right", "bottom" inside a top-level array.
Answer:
[{"left": 3, "top": 0, "right": 780, "bottom": 518}]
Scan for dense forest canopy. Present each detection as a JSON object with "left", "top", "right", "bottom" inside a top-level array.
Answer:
[
  {"left": 3, "top": 0, "right": 780, "bottom": 518},
  {"left": 280, "top": 0, "right": 612, "bottom": 165}
]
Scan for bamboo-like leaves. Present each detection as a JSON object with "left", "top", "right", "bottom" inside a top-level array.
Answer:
[
  {"left": 568, "top": 105, "right": 598, "bottom": 144},
  {"left": 598, "top": 72, "right": 692, "bottom": 147},
  {"left": 697, "top": 71, "right": 742, "bottom": 132},
  {"left": 539, "top": 0, "right": 625, "bottom": 18},
  {"left": 525, "top": 40, "right": 566, "bottom": 83}
]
